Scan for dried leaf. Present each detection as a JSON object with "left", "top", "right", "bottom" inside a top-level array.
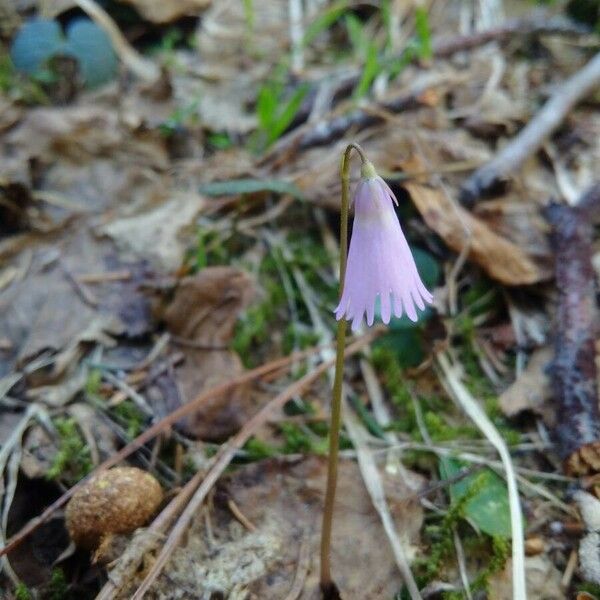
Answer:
[
  {"left": 100, "top": 191, "right": 205, "bottom": 272},
  {"left": 117, "top": 0, "right": 211, "bottom": 24},
  {"left": 404, "top": 180, "right": 551, "bottom": 285},
  {"left": 164, "top": 267, "right": 255, "bottom": 440},
  {"left": 499, "top": 347, "right": 554, "bottom": 421}
]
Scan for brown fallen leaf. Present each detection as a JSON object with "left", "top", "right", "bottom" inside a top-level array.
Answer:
[
  {"left": 0, "top": 227, "right": 152, "bottom": 379},
  {"left": 4, "top": 104, "right": 168, "bottom": 168},
  {"left": 164, "top": 267, "right": 256, "bottom": 440},
  {"left": 474, "top": 198, "right": 552, "bottom": 270},
  {"left": 404, "top": 180, "right": 552, "bottom": 285},
  {"left": 499, "top": 346, "right": 554, "bottom": 423},
  {"left": 117, "top": 0, "right": 210, "bottom": 23},
  {"left": 100, "top": 191, "right": 205, "bottom": 273},
  {"left": 140, "top": 456, "right": 423, "bottom": 599}
]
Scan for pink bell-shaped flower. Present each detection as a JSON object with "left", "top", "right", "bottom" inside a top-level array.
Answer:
[{"left": 335, "top": 161, "right": 433, "bottom": 331}]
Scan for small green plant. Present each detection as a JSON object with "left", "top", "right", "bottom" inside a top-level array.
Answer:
[
  {"left": 279, "top": 422, "right": 328, "bottom": 455},
  {"left": 253, "top": 65, "right": 309, "bottom": 149},
  {"left": 302, "top": 0, "right": 350, "bottom": 46},
  {"left": 207, "top": 132, "right": 233, "bottom": 151},
  {"left": 344, "top": 14, "right": 381, "bottom": 99},
  {"left": 15, "top": 583, "right": 32, "bottom": 600},
  {"left": 414, "top": 6, "right": 432, "bottom": 60},
  {"left": 233, "top": 278, "right": 285, "bottom": 365},
  {"left": 242, "top": 0, "right": 255, "bottom": 30},
  {"left": 189, "top": 229, "right": 229, "bottom": 271},
  {"left": 47, "top": 418, "right": 92, "bottom": 483}
]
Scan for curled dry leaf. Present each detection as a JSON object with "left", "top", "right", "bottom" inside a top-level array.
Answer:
[
  {"left": 164, "top": 267, "right": 255, "bottom": 440},
  {"left": 499, "top": 346, "right": 554, "bottom": 422},
  {"left": 404, "top": 180, "right": 551, "bottom": 285}
]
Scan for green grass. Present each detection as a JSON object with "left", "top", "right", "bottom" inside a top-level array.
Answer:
[{"left": 46, "top": 418, "right": 92, "bottom": 484}]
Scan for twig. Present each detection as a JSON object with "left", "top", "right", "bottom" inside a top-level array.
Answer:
[
  {"left": 436, "top": 352, "right": 526, "bottom": 600},
  {"left": 283, "top": 528, "right": 312, "bottom": 600},
  {"left": 101, "top": 370, "right": 154, "bottom": 418},
  {"left": 76, "top": 270, "right": 131, "bottom": 284},
  {"left": 129, "top": 331, "right": 379, "bottom": 599},
  {"left": 227, "top": 498, "right": 256, "bottom": 532},
  {"left": 433, "top": 15, "right": 589, "bottom": 58},
  {"left": 0, "top": 342, "right": 332, "bottom": 558},
  {"left": 544, "top": 184, "right": 600, "bottom": 475},
  {"left": 561, "top": 548, "right": 578, "bottom": 590},
  {"left": 73, "top": 0, "right": 160, "bottom": 82},
  {"left": 453, "top": 527, "right": 473, "bottom": 600},
  {"left": 61, "top": 261, "right": 99, "bottom": 307},
  {"left": 461, "top": 52, "right": 600, "bottom": 204}
]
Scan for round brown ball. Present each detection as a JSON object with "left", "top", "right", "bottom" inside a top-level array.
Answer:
[{"left": 65, "top": 466, "right": 163, "bottom": 549}]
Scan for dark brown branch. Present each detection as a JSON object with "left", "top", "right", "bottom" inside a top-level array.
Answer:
[
  {"left": 461, "top": 51, "right": 600, "bottom": 205},
  {"left": 544, "top": 184, "right": 600, "bottom": 475}
]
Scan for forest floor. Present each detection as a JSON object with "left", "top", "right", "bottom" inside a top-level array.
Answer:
[{"left": 1, "top": 0, "right": 600, "bottom": 598}]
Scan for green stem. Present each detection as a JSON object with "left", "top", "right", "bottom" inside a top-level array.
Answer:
[{"left": 320, "top": 142, "right": 366, "bottom": 595}]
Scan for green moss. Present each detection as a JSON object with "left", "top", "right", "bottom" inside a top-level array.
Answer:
[
  {"left": 279, "top": 422, "right": 328, "bottom": 455},
  {"left": 15, "top": 583, "right": 32, "bottom": 600},
  {"left": 244, "top": 437, "right": 277, "bottom": 461},
  {"left": 371, "top": 347, "right": 418, "bottom": 435},
  {"left": 577, "top": 582, "right": 600, "bottom": 597},
  {"left": 47, "top": 418, "right": 92, "bottom": 484},
  {"left": 424, "top": 411, "right": 479, "bottom": 442},
  {"left": 84, "top": 368, "right": 102, "bottom": 397},
  {"left": 112, "top": 399, "right": 144, "bottom": 440},
  {"left": 462, "top": 535, "right": 510, "bottom": 595},
  {"left": 282, "top": 324, "right": 320, "bottom": 355},
  {"left": 48, "top": 568, "right": 68, "bottom": 600}
]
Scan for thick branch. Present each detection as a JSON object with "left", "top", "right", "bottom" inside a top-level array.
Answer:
[{"left": 544, "top": 184, "right": 600, "bottom": 474}]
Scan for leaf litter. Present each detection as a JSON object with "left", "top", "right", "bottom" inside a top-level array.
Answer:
[{"left": 0, "top": 0, "right": 599, "bottom": 598}]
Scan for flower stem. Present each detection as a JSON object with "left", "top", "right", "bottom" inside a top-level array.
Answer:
[{"left": 320, "top": 143, "right": 366, "bottom": 595}]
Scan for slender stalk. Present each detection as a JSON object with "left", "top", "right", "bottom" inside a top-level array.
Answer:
[{"left": 320, "top": 142, "right": 365, "bottom": 595}]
